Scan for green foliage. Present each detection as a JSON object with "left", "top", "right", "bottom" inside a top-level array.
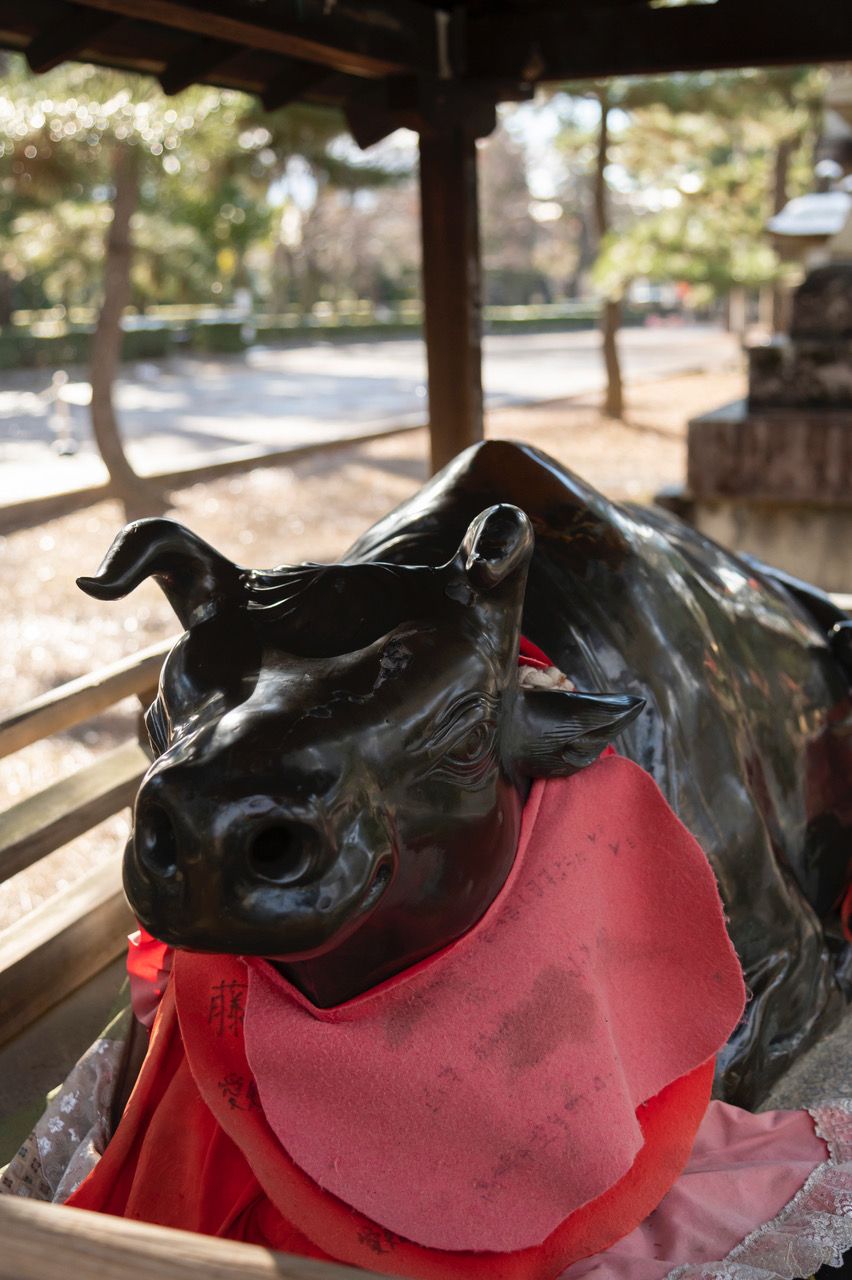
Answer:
[
  {"left": 0, "top": 321, "right": 178, "bottom": 369},
  {"left": 567, "top": 67, "right": 828, "bottom": 301},
  {"left": 0, "top": 55, "right": 830, "bottom": 333},
  {"left": 0, "top": 56, "right": 411, "bottom": 321},
  {"left": 186, "top": 321, "right": 247, "bottom": 354}
]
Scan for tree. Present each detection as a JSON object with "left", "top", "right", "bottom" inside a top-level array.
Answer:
[
  {"left": 556, "top": 78, "right": 680, "bottom": 419},
  {"left": 590, "top": 68, "right": 826, "bottom": 330},
  {"left": 479, "top": 123, "right": 545, "bottom": 305},
  {"left": 592, "top": 84, "right": 623, "bottom": 418},
  {"left": 1, "top": 60, "right": 248, "bottom": 512},
  {"left": 556, "top": 68, "right": 826, "bottom": 416},
  {"left": 0, "top": 59, "right": 408, "bottom": 515}
]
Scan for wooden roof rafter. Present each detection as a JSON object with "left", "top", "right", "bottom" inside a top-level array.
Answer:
[
  {"left": 57, "top": 0, "right": 440, "bottom": 79},
  {"left": 24, "top": 4, "right": 125, "bottom": 74},
  {"left": 466, "top": 0, "right": 852, "bottom": 82},
  {"left": 5, "top": 0, "right": 852, "bottom": 130}
]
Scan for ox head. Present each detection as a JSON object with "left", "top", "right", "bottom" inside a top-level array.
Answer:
[{"left": 79, "top": 509, "right": 642, "bottom": 1002}]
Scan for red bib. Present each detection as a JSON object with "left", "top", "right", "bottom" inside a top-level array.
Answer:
[
  {"left": 69, "top": 756, "right": 743, "bottom": 1277},
  {"left": 241, "top": 756, "right": 744, "bottom": 1252}
]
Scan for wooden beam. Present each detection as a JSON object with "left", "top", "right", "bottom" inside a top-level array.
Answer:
[
  {"left": 25, "top": 2, "right": 120, "bottom": 71},
  {"left": 0, "top": 858, "right": 132, "bottom": 1047},
  {"left": 72, "top": 0, "right": 437, "bottom": 78},
  {"left": 419, "top": 126, "right": 484, "bottom": 474},
  {"left": 464, "top": 0, "right": 852, "bottom": 82},
  {"left": 0, "top": 741, "right": 150, "bottom": 883},
  {"left": 159, "top": 34, "right": 236, "bottom": 94},
  {"left": 260, "top": 59, "right": 337, "bottom": 112},
  {"left": 0, "top": 1195, "right": 383, "bottom": 1280},
  {"left": 344, "top": 76, "right": 511, "bottom": 149},
  {"left": 0, "top": 637, "right": 171, "bottom": 760}
]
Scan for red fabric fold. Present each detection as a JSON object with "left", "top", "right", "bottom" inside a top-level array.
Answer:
[
  {"left": 518, "top": 637, "right": 553, "bottom": 669},
  {"left": 127, "top": 928, "right": 173, "bottom": 1030},
  {"left": 68, "top": 963, "right": 714, "bottom": 1278},
  {"left": 68, "top": 752, "right": 743, "bottom": 1275},
  {"left": 69, "top": 639, "right": 743, "bottom": 1272},
  {"left": 239, "top": 757, "right": 743, "bottom": 1252}
]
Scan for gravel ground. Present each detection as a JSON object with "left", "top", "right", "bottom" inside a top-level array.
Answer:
[{"left": 0, "top": 367, "right": 744, "bottom": 931}]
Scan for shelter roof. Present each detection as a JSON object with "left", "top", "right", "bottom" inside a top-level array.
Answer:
[{"left": 1, "top": 0, "right": 851, "bottom": 133}]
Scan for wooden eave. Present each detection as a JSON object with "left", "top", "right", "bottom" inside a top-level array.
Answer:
[{"left": 2, "top": 0, "right": 852, "bottom": 118}]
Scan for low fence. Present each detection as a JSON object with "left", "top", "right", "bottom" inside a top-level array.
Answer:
[
  {"left": 0, "top": 300, "right": 664, "bottom": 370},
  {"left": 0, "top": 1193, "right": 377, "bottom": 1280},
  {"left": 0, "top": 635, "right": 401, "bottom": 1275},
  {"left": 0, "top": 639, "right": 173, "bottom": 1047}
]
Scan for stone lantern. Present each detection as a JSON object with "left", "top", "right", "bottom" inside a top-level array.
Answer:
[{"left": 675, "top": 181, "right": 852, "bottom": 591}]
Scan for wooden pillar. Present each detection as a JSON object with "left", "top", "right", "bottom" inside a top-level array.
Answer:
[{"left": 419, "top": 126, "right": 484, "bottom": 474}]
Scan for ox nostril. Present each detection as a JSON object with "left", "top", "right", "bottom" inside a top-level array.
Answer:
[
  {"left": 135, "top": 802, "right": 179, "bottom": 880},
  {"left": 247, "top": 823, "right": 319, "bottom": 886}
]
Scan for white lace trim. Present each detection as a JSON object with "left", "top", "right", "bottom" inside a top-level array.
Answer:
[
  {"left": 518, "top": 663, "right": 576, "bottom": 692},
  {"left": 667, "top": 1100, "right": 852, "bottom": 1280}
]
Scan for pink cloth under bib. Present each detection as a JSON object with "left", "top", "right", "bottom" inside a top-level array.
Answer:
[
  {"left": 562, "top": 1100, "right": 852, "bottom": 1279},
  {"left": 243, "top": 755, "right": 745, "bottom": 1255}
]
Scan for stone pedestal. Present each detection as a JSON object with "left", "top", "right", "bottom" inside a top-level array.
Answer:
[{"left": 668, "top": 263, "right": 852, "bottom": 591}]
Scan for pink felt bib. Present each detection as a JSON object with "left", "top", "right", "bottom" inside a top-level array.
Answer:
[{"left": 243, "top": 756, "right": 745, "bottom": 1255}]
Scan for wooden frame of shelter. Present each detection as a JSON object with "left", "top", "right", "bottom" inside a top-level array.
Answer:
[
  {"left": 2, "top": 0, "right": 852, "bottom": 472},
  {"left": 2, "top": 5, "right": 852, "bottom": 1273}
]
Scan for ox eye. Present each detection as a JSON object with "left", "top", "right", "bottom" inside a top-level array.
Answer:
[
  {"left": 436, "top": 720, "right": 497, "bottom": 783},
  {"left": 448, "top": 722, "right": 491, "bottom": 763},
  {"left": 423, "top": 692, "right": 500, "bottom": 784}
]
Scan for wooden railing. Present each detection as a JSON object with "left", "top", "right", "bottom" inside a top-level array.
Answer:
[
  {"left": 0, "top": 634, "right": 382, "bottom": 1278},
  {"left": 0, "top": 638, "right": 174, "bottom": 1047},
  {"left": 0, "top": 1195, "right": 379, "bottom": 1280}
]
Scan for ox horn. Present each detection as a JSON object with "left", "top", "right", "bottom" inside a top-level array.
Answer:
[
  {"left": 77, "top": 518, "right": 245, "bottom": 628},
  {"left": 461, "top": 505, "right": 534, "bottom": 590}
]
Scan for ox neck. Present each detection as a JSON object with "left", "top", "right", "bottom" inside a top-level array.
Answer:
[
  {"left": 274, "top": 795, "right": 526, "bottom": 1009},
  {"left": 273, "top": 876, "right": 515, "bottom": 1009}
]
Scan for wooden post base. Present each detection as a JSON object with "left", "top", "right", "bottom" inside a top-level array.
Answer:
[{"left": 419, "top": 127, "right": 484, "bottom": 474}]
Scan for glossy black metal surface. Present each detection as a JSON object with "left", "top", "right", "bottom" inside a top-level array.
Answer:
[
  {"left": 79, "top": 497, "right": 640, "bottom": 1010},
  {"left": 80, "top": 440, "right": 852, "bottom": 1102}
]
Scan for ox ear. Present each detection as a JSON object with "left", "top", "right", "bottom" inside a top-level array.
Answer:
[
  {"left": 461, "top": 505, "right": 534, "bottom": 590},
  {"left": 509, "top": 688, "right": 645, "bottom": 777},
  {"left": 77, "top": 518, "right": 245, "bottom": 628}
]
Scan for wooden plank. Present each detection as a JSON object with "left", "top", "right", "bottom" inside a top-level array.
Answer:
[
  {"left": 0, "top": 858, "right": 133, "bottom": 1047},
  {"left": 159, "top": 34, "right": 236, "bottom": 94},
  {"left": 0, "top": 957, "right": 126, "bottom": 1144},
  {"left": 0, "top": 8, "right": 280, "bottom": 94},
  {"left": 0, "top": 1196, "right": 380, "bottom": 1280},
  {"left": 70, "top": 0, "right": 437, "bottom": 77},
  {"left": 0, "top": 0, "right": 55, "bottom": 44},
  {"left": 465, "top": 0, "right": 852, "bottom": 82},
  {"left": 0, "top": 638, "right": 172, "bottom": 761},
  {"left": 260, "top": 59, "right": 337, "bottom": 111},
  {"left": 419, "top": 126, "right": 484, "bottom": 474},
  {"left": 0, "top": 741, "right": 149, "bottom": 883},
  {"left": 25, "top": 2, "right": 121, "bottom": 71}
]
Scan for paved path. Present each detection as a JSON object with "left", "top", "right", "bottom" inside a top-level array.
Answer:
[{"left": 0, "top": 325, "right": 738, "bottom": 502}]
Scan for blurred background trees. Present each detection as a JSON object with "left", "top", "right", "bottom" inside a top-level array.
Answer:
[
  {"left": 0, "top": 53, "right": 832, "bottom": 466},
  {"left": 0, "top": 56, "right": 411, "bottom": 507}
]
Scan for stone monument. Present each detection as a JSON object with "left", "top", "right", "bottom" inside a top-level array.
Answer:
[{"left": 678, "top": 197, "right": 852, "bottom": 591}]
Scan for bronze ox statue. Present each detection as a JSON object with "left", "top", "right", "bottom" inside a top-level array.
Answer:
[{"left": 79, "top": 440, "right": 852, "bottom": 1107}]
